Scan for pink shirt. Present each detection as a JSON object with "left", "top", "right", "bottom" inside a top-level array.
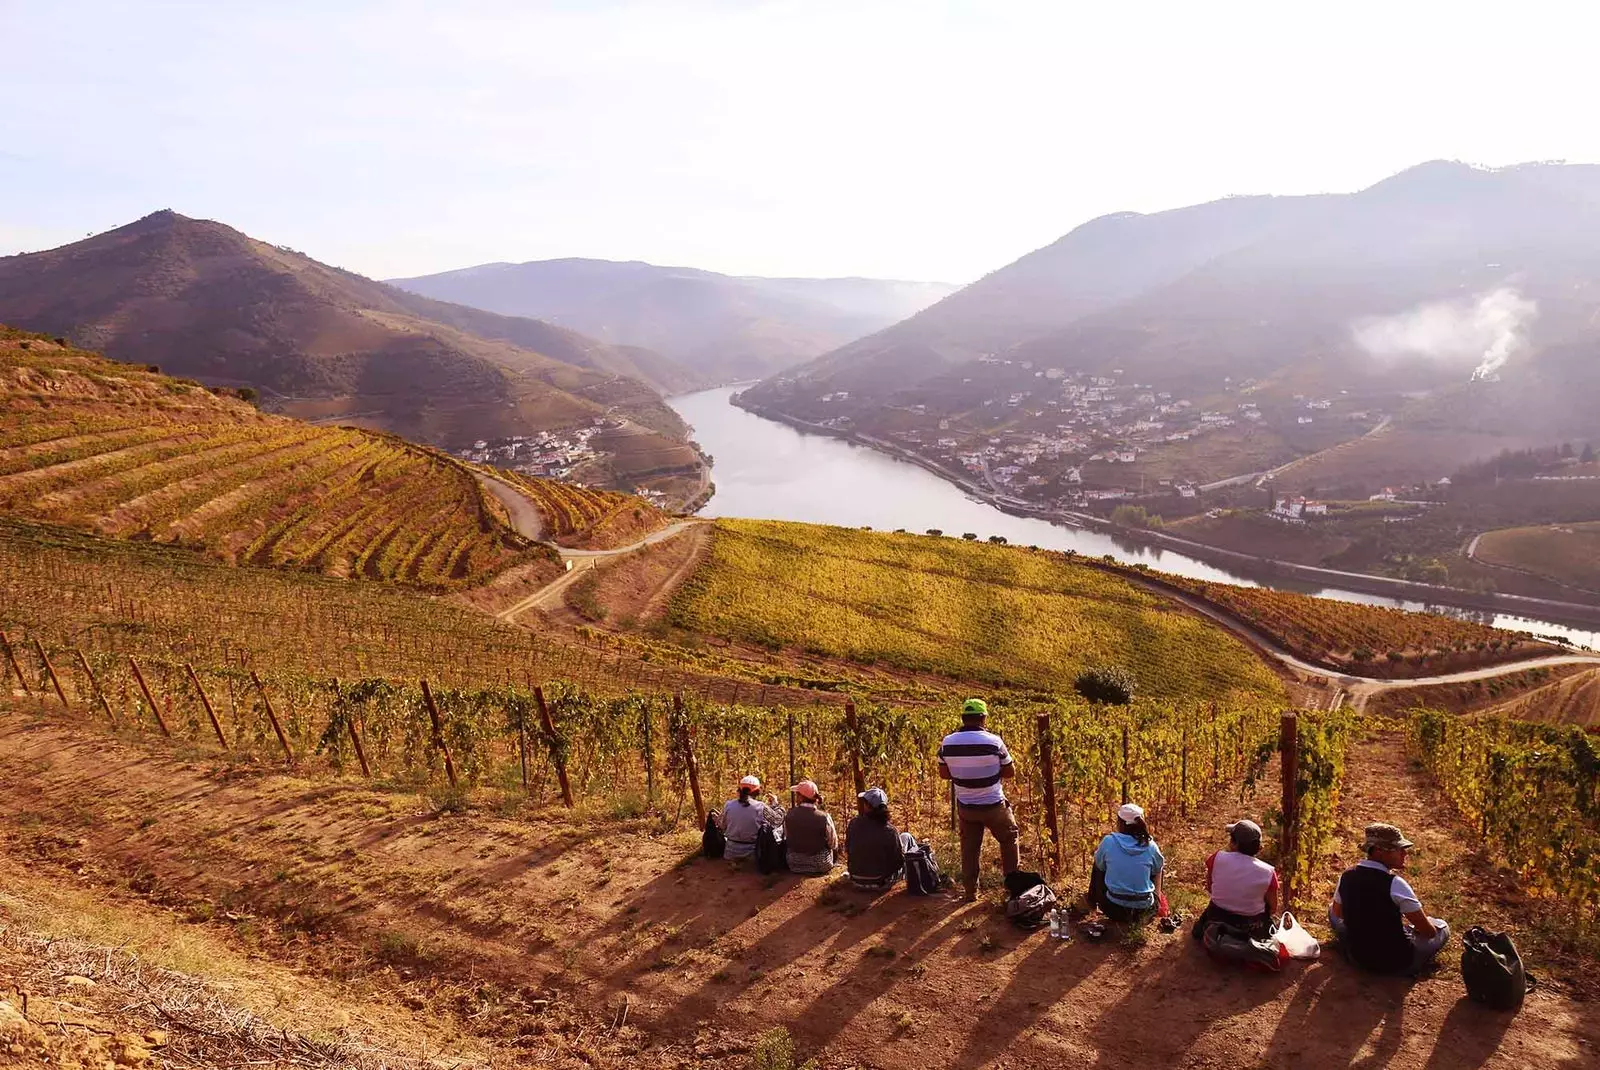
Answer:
[{"left": 1206, "top": 850, "right": 1279, "bottom": 916}]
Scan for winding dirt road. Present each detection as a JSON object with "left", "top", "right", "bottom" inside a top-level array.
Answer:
[{"left": 1136, "top": 576, "right": 1600, "bottom": 702}]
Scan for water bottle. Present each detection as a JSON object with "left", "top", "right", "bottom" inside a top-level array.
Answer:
[
  {"left": 1048, "top": 910, "right": 1061, "bottom": 939},
  {"left": 1054, "top": 908, "right": 1072, "bottom": 942}
]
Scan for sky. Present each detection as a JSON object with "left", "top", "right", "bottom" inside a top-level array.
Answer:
[{"left": 1, "top": 0, "right": 1596, "bottom": 283}]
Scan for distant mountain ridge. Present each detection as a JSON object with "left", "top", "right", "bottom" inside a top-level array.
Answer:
[
  {"left": 746, "top": 161, "right": 1600, "bottom": 446},
  {"left": 387, "top": 258, "right": 957, "bottom": 383},
  {"left": 0, "top": 211, "right": 699, "bottom": 452}
]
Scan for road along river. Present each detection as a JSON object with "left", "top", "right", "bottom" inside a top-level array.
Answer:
[{"left": 670, "top": 386, "right": 1600, "bottom": 650}]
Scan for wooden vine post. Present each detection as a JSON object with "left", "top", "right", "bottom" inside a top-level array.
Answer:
[
  {"left": 533, "top": 686, "right": 572, "bottom": 807},
  {"left": 674, "top": 693, "right": 705, "bottom": 825},
  {"left": 184, "top": 664, "right": 229, "bottom": 750},
  {"left": 74, "top": 650, "right": 116, "bottom": 725},
  {"left": 128, "top": 657, "right": 171, "bottom": 737},
  {"left": 332, "top": 678, "right": 371, "bottom": 777},
  {"left": 516, "top": 695, "right": 531, "bottom": 792},
  {"left": 786, "top": 710, "right": 797, "bottom": 807},
  {"left": 250, "top": 671, "right": 294, "bottom": 763},
  {"left": 1279, "top": 711, "right": 1300, "bottom": 910},
  {"left": 843, "top": 699, "right": 866, "bottom": 796},
  {"left": 419, "top": 680, "right": 457, "bottom": 789},
  {"left": 1035, "top": 712, "right": 1062, "bottom": 879},
  {"left": 1120, "top": 723, "right": 1131, "bottom": 805},
  {"left": 641, "top": 703, "right": 655, "bottom": 805},
  {"left": 33, "top": 639, "right": 69, "bottom": 710},
  {"left": 1, "top": 632, "right": 33, "bottom": 697},
  {"left": 1180, "top": 726, "right": 1190, "bottom": 815}
]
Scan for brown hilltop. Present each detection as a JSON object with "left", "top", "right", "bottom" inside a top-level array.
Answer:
[{"left": 0, "top": 211, "right": 699, "bottom": 450}]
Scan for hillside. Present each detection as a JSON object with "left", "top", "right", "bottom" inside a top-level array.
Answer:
[
  {"left": 0, "top": 212, "right": 700, "bottom": 459},
  {"left": 743, "top": 161, "right": 1600, "bottom": 508},
  {"left": 667, "top": 519, "right": 1286, "bottom": 702},
  {"left": 389, "top": 258, "right": 956, "bottom": 383},
  {"left": 0, "top": 328, "right": 673, "bottom": 582}
]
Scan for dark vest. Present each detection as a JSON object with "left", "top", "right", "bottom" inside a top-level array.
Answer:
[
  {"left": 1338, "top": 865, "right": 1411, "bottom": 973},
  {"left": 784, "top": 804, "right": 831, "bottom": 856},
  {"left": 845, "top": 815, "right": 903, "bottom": 880}
]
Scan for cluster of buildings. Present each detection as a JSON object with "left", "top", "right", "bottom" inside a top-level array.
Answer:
[{"left": 457, "top": 419, "right": 616, "bottom": 479}]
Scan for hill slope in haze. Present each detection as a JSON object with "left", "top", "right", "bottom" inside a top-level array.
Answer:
[
  {"left": 744, "top": 161, "right": 1600, "bottom": 493},
  {"left": 0, "top": 212, "right": 700, "bottom": 456},
  {"left": 388, "top": 258, "right": 957, "bottom": 383}
]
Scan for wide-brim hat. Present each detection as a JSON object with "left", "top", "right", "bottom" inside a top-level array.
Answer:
[{"left": 1363, "top": 822, "right": 1414, "bottom": 850}]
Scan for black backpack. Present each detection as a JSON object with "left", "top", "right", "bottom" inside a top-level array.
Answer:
[
  {"left": 755, "top": 824, "right": 789, "bottom": 874},
  {"left": 702, "top": 813, "right": 725, "bottom": 859},
  {"left": 1003, "top": 870, "right": 1058, "bottom": 930},
  {"left": 1462, "top": 926, "right": 1535, "bottom": 1011},
  {"left": 904, "top": 843, "right": 942, "bottom": 896}
]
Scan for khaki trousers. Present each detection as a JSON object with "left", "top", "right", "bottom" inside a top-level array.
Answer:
[{"left": 957, "top": 800, "right": 1020, "bottom": 895}]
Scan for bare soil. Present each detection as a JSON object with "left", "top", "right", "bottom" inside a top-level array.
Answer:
[
  {"left": 567, "top": 523, "right": 711, "bottom": 626},
  {"left": 0, "top": 704, "right": 1591, "bottom": 1070}
]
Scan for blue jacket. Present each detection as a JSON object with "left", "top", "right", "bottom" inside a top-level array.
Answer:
[{"left": 1094, "top": 832, "right": 1164, "bottom": 908}]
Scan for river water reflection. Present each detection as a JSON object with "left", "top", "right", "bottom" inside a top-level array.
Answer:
[{"left": 670, "top": 386, "right": 1599, "bottom": 649}]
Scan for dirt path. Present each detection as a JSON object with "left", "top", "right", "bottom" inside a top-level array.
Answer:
[
  {"left": 1125, "top": 573, "right": 1600, "bottom": 704},
  {"left": 474, "top": 472, "right": 545, "bottom": 541},
  {"left": 495, "top": 520, "right": 707, "bottom": 623},
  {"left": 0, "top": 710, "right": 1590, "bottom": 1069}
]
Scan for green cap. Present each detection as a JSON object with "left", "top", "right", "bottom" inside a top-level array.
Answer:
[{"left": 961, "top": 698, "right": 988, "bottom": 718}]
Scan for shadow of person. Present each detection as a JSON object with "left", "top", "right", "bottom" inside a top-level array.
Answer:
[
  {"left": 1421, "top": 996, "right": 1517, "bottom": 1070},
  {"left": 1078, "top": 932, "right": 1295, "bottom": 1070},
  {"left": 945, "top": 928, "right": 1123, "bottom": 1070},
  {"left": 1261, "top": 960, "right": 1408, "bottom": 1068},
  {"left": 784, "top": 897, "right": 982, "bottom": 1056}
]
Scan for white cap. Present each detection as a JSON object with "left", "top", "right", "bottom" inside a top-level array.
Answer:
[
  {"left": 1117, "top": 803, "right": 1145, "bottom": 824},
  {"left": 739, "top": 774, "right": 761, "bottom": 790}
]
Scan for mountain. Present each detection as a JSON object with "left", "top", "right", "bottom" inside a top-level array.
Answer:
[
  {"left": 387, "top": 258, "right": 958, "bottom": 384},
  {"left": 744, "top": 162, "right": 1600, "bottom": 486},
  {"left": 0, "top": 212, "right": 700, "bottom": 455}
]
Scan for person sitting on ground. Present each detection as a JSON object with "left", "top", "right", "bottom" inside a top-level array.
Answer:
[
  {"left": 1329, "top": 822, "right": 1450, "bottom": 976},
  {"left": 938, "top": 697, "right": 1020, "bottom": 902},
  {"left": 844, "top": 787, "right": 921, "bottom": 889},
  {"left": 1192, "top": 818, "right": 1278, "bottom": 941},
  {"left": 783, "top": 779, "right": 838, "bottom": 875},
  {"left": 714, "top": 774, "right": 783, "bottom": 862},
  {"left": 1083, "top": 803, "right": 1165, "bottom": 924}
]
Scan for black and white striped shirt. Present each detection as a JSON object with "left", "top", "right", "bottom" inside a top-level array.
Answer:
[{"left": 938, "top": 728, "right": 1013, "bottom": 806}]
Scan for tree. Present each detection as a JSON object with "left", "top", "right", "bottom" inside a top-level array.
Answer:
[
  {"left": 987, "top": 535, "right": 1007, "bottom": 545},
  {"left": 1583, "top": 442, "right": 1596, "bottom": 464},
  {"left": 925, "top": 529, "right": 943, "bottom": 537},
  {"left": 236, "top": 386, "right": 259, "bottom": 405},
  {"left": 1074, "top": 667, "right": 1135, "bottom": 706},
  {"left": 961, "top": 532, "right": 978, "bottom": 541}
]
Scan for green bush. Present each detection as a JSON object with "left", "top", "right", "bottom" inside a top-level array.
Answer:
[{"left": 1074, "top": 666, "right": 1136, "bottom": 705}]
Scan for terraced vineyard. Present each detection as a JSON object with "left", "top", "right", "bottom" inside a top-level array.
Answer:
[
  {"left": 1159, "top": 572, "right": 1557, "bottom": 676},
  {"left": 0, "top": 330, "right": 534, "bottom": 586},
  {"left": 669, "top": 519, "right": 1287, "bottom": 703},
  {"left": 494, "top": 468, "right": 669, "bottom": 548}
]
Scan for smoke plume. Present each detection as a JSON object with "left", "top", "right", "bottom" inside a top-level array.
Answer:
[{"left": 1352, "top": 287, "right": 1537, "bottom": 381}]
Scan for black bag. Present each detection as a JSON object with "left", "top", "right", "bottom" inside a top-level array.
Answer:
[
  {"left": 904, "top": 843, "right": 942, "bottom": 896},
  {"left": 1203, "top": 921, "right": 1289, "bottom": 972},
  {"left": 702, "top": 813, "right": 725, "bottom": 859},
  {"left": 1003, "top": 871, "right": 1058, "bottom": 929},
  {"left": 755, "top": 824, "right": 788, "bottom": 874},
  {"left": 1462, "top": 926, "right": 1535, "bottom": 1011}
]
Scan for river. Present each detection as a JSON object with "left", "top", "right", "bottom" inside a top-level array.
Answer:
[{"left": 670, "top": 386, "right": 1600, "bottom": 649}]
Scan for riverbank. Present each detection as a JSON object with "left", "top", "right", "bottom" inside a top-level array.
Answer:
[{"left": 730, "top": 393, "right": 1600, "bottom": 633}]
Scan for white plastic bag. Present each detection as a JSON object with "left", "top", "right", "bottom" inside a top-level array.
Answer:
[{"left": 1273, "top": 911, "right": 1322, "bottom": 960}]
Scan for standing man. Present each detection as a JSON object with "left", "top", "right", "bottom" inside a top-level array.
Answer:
[
  {"left": 1329, "top": 823, "right": 1451, "bottom": 976},
  {"left": 938, "top": 698, "right": 1019, "bottom": 902}
]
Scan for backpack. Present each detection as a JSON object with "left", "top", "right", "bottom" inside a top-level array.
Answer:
[
  {"left": 755, "top": 824, "right": 789, "bottom": 875},
  {"left": 702, "top": 813, "right": 725, "bottom": 859},
  {"left": 1461, "top": 926, "right": 1535, "bottom": 1011},
  {"left": 904, "top": 843, "right": 942, "bottom": 896},
  {"left": 1003, "top": 871, "right": 1058, "bottom": 929},
  {"left": 1204, "top": 921, "right": 1290, "bottom": 973}
]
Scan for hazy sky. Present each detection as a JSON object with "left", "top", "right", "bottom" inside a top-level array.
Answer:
[{"left": 1, "top": 1, "right": 1594, "bottom": 282}]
